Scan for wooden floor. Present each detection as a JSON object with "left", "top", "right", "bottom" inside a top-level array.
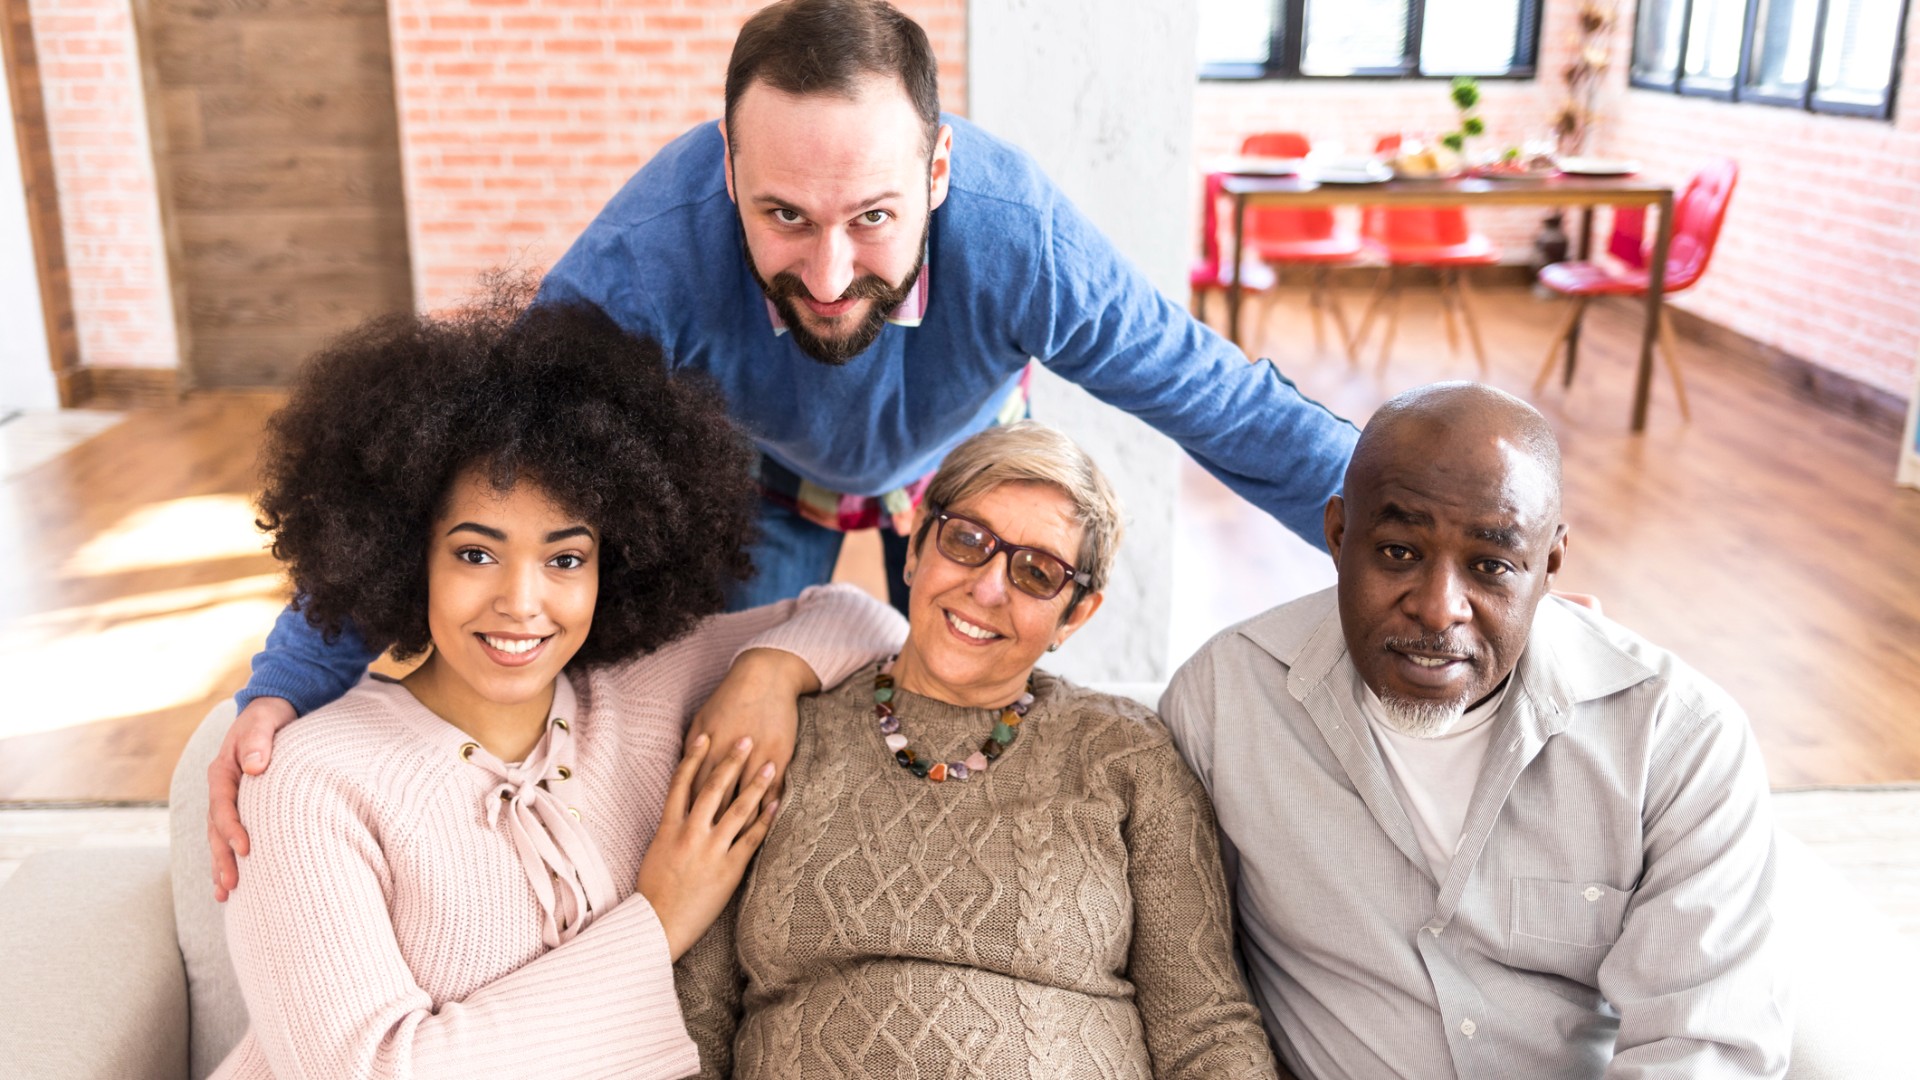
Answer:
[
  {"left": 0, "top": 395, "right": 288, "bottom": 801},
  {"left": 1, "top": 283, "right": 1916, "bottom": 799}
]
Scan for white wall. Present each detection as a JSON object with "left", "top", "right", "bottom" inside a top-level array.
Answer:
[
  {"left": 0, "top": 64, "right": 59, "bottom": 411},
  {"left": 968, "top": 0, "right": 1199, "bottom": 683}
]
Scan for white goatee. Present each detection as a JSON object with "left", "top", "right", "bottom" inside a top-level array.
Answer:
[{"left": 1375, "top": 691, "right": 1472, "bottom": 739}]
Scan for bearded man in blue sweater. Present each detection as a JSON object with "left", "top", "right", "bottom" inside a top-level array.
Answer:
[{"left": 205, "top": 0, "right": 1358, "bottom": 895}]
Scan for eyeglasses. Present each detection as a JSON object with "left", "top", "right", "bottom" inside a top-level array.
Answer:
[{"left": 930, "top": 509, "right": 1090, "bottom": 601}]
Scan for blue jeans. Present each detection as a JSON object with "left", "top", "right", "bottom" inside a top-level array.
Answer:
[{"left": 727, "top": 495, "right": 910, "bottom": 616}]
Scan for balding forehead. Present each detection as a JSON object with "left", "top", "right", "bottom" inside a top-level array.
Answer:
[{"left": 1351, "top": 384, "right": 1561, "bottom": 495}]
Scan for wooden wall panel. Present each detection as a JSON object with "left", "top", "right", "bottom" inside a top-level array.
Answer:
[
  {"left": 139, "top": 0, "right": 412, "bottom": 388},
  {"left": 176, "top": 209, "right": 409, "bottom": 277},
  {"left": 2, "top": 0, "right": 83, "bottom": 402}
]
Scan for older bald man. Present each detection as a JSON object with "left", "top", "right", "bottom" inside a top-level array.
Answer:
[{"left": 1162, "top": 383, "right": 1789, "bottom": 1080}]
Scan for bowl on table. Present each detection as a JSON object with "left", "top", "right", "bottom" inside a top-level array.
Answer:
[{"left": 1387, "top": 144, "right": 1465, "bottom": 180}]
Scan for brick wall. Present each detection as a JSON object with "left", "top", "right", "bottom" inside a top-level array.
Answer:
[
  {"left": 27, "top": 0, "right": 178, "bottom": 369},
  {"left": 1192, "top": 0, "right": 1920, "bottom": 397},
  {"left": 388, "top": 0, "right": 968, "bottom": 312},
  {"left": 1596, "top": 3, "right": 1920, "bottom": 397}
]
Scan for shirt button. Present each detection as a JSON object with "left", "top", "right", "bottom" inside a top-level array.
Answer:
[
  {"left": 1460, "top": 1018, "right": 1476, "bottom": 1037},
  {"left": 1584, "top": 886, "right": 1603, "bottom": 902}
]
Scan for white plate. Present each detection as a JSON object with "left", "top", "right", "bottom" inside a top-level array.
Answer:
[
  {"left": 1311, "top": 162, "right": 1393, "bottom": 185},
  {"left": 1557, "top": 157, "right": 1640, "bottom": 176},
  {"left": 1210, "top": 155, "right": 1304, "bottom": 177}
]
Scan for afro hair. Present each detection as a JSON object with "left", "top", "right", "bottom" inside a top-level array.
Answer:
[{"left": 255, "top": 292, "right": 759, "bottom": 666}]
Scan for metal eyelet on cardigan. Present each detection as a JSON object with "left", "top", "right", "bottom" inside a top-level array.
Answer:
[
  {"left": 556, "top": 765, "right": 572, "bottom": 781},
  {"left": 460, "top": 742, "right": 478, "bottom": 761},
  {"left": 552, "top": 718, "right": 569, "bottom": 732}
]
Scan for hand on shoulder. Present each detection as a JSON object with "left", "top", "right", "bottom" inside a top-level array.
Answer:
[{"left": 208, "top": 695, "right": 298, "bottom": 902}]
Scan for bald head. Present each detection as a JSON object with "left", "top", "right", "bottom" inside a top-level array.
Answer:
[
  {"left": 1348, "top": 382, "right": 1562, "bottom": 516},
  {"left": 1325, "top": 382, "right": 1569, "bottom": 736}
]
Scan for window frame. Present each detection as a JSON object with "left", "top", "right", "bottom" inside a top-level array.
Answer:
[
  {"left": 1197, "top": 0, "right": 1545, "bottom": 82},
  {"left": 1629, "top": 0, "right": 1912, "bottom": 119}
]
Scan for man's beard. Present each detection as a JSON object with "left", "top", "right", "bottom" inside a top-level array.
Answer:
[
  {"left": 744, "top": 215, "right": 929, "bottom": 366},
  {"left": 1372, "top": 632, "right": 1478, "bottom": 739},
  {"left": 1374, "top": 692, "right": 1471, "bottom": 739}
]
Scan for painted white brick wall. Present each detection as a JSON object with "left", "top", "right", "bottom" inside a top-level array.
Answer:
[{"left": 968, "top": 0, "right": 1198, "bottom": 682}]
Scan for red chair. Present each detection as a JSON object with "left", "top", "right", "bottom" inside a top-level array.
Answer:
[
  {"left": 1531, "top": 159, "right": 1739, "bottom": 422},
  {"left": 1238, "top": 132, "right": 1362, "bottom": 359},
  {"left": 1352, "top": 135, "right": 1500, "bottom": 375},
  {"left": 1191, "top": 170, "right": 1276, "bottom": 329}
]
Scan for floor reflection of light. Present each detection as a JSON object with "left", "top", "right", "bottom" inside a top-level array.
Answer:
[
  {"left": 61, "top": 494, "right": 269, "bottom": 578},
  {"left": 0, "top": 575, "right": 286, "bottom": 740}
]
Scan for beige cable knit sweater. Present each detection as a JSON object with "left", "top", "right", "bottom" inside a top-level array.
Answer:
[{"left": 675, "top": 665, "right": 1278, "bottom": 1080}]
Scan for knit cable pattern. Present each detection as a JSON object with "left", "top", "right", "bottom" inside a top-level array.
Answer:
[{"left": 675, "top": 667, "right": 1278, "bottom": 1080}]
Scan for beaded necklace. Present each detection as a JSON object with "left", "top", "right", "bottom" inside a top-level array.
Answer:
[{"left": 873, "top": 658, "right": 1035, "bottom": 783}]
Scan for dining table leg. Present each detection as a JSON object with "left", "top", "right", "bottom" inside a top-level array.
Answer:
[
  {"left": 1579, "top": 207, "right": 1595, "bottom": 260},
  {"left": 1633, "top": 192, "right": 1675, "bottom": 432},
  {"left": 1564, "top": 306, "right": 1583, "bottom": 388},
  {"left": 1227, "top": 193, "right": 1247, "bottom": 348}
]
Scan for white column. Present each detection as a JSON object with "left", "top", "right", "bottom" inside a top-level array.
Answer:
[
  {"left": 0, "top": 65, "right": 58, "bottom": 411},
  {"left": 967, "top": 0, "right": 1199, "bottom": 685}
]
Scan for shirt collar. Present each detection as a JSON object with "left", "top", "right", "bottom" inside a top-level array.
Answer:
[{"left": 765, "top": 258, "right": 930, "bottom": 337}]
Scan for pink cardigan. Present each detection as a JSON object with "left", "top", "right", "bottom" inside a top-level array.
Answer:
[{"left": 213, "top": 585, "right": 906, "bottom": 1079}]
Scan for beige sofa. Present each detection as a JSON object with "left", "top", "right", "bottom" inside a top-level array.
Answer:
[{"left": 2, "top": 694, "right": 1916, "bottom": 1079}]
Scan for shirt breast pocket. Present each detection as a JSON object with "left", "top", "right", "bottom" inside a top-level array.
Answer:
[{"left": 1507, "top": 877, "right": 1634, "bottom": 989}]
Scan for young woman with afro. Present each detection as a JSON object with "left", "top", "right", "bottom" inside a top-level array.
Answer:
[{"left": 208, "top": 296, "right": 904, "bottom": 1079}]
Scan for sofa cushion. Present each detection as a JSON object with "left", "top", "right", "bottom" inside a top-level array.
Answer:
[
  {"left": 168, "top": 700, "right": 250, "bottom": 1080},
  {"left": 0, "top": 847, "right": 186, "bottom": 1080}
]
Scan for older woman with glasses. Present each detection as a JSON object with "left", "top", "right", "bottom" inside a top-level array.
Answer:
[{"left": 675, "top": 421, "right": 1278, "bottom": 1080}]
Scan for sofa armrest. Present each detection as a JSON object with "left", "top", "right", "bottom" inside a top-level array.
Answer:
[
  {"left": 0, "top": 846, "right": 187, "bottom": 1080},
  {"left": 1776, "top": 829, "right": 1920, "bottom": 1080}
]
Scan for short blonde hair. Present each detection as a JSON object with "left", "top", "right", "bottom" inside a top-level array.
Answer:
[{"left": 915, "top": 421, "right": 1125, "bottom": 596}]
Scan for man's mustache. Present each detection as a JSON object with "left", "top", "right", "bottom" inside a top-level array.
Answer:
[
  {"left": 1382, "top": 633, "right": 1477, "bottom": 661},
  {"left": 762, "top": 271, "right": 899, "bottom": 304}
]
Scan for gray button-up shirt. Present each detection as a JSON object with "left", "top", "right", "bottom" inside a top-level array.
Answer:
[{"left": 1161, "top": 589, "right": 1789, "bottom": 1080}]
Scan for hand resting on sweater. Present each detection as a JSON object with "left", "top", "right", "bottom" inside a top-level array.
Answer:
[
  {"left": 209, "top": 694, "right": 297, "bottom": 902},
  {"left": 638, "top": 732, "right": 781, "bottom": 959}
]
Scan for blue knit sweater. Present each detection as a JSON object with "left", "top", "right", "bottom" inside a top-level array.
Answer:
[{"left": 239, "top": 116, "right": 1356, "bottom": 714}]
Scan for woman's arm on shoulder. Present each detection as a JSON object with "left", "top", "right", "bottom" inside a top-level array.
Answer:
[
  {"left": 1121, "top": 739, "right": 1279, "bottom": 1080},
  {"left": 226, "top": 750, "right": 698, "bottom": 1080},
  {"left": 610, "top": 583, "right": 906, "bottom": 708},
  {"left": 613, "top": 583, "right": 906, "bottom": 793}
]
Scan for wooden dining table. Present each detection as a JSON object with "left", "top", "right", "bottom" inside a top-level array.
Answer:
[{"left": 1220, "top": 171, "right": 1677, "bottom": 432}]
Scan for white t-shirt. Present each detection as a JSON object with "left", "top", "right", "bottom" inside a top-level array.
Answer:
[{"left": 1354, "top": 672, "right": 1510, "bottom": 881}]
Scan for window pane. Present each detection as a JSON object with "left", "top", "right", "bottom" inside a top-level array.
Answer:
[
  {"left": 1421, "top": 0, "right": 1525, "bottom": 74},
  {"left": 1682, "top": 0, "right": 1746, "bottom": 89},
  {"left": 1814, "top": 0, "right": 1903, "bottom": 108},
  {"left": 1745, "top": 0, "right": 1820, "bottom": 98},
  {"left": 1633, "top": 0, "right": 1687, "bottom": 83},
  {"left": 1302, "top": 0, "right": 1411, "bottom": 75},
  {"left": 1197, "top": 0, "right": 1278, "bottom": 67}
]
